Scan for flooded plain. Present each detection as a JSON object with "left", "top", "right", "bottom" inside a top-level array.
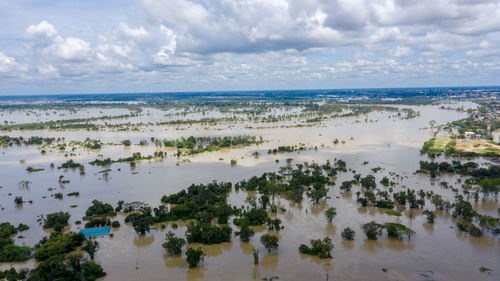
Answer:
[{"left": 1, "top": 101, "right": 499, "bottom": 281}]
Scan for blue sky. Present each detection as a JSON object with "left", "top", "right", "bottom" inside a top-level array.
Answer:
[{"left": 1, "top": 0, "right": 500, "bottom": 95}]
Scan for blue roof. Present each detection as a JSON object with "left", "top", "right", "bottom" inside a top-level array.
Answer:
[{"left": 80, "top": 227, "right": 110, "bottom": 237}]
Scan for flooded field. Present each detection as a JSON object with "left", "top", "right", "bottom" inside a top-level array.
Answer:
[{"left": 0, "top": 99, "right": 499, "bottom": 281}]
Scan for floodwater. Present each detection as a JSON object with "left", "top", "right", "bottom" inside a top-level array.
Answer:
[{"left": 1, "top": 102, "right": 499, "bottom": 281}]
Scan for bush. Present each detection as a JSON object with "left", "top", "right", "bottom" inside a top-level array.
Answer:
[{"left": 111, "top": 221, "right": 120, "bottom": 228}]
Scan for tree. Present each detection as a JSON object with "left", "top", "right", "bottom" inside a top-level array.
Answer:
[
  {"left": 383, "top": 223, "right": 416, "bottom": 240},
  {"left": 423, "top": 210, "right": 435, "bottom": 223},
  {"left": 340, "top": 181, "right": 353, "bottom": 192},
  {"left": 236, "top": 225, "right": 255, "bottom": 242},
  {"left": 185, "top": 247, "right": 205, "bottom": 268},
  {"left": 307, "top": 182, "right": 329, "bottom": 204},
  {"left": 298, "top": 237, "right": 334, "bottom": 259},
  {"left": 360, "top": 175, "right": 376, "bottom": 189},
  {"left": 132, "top": 215, "right": 154, "bottom": 235},
  {"left": 122, "top": 139, "right": 131, "bottom": 146},
  {"left": 26, "top": 253, "right": 106, "bottom": 281},
  {"left": 341, "top": 227, "right": 355, "bottom": 240},
  {"left": 362, "top": 221, "right": 382, "bottom": 240},
  {"left": 14, "top": 196, "right": 23, "bottom": 205},
  {"left": 82, "top": 239, "right": 99, "bottom": 260},
  {"left": 125, "top": 212, "right": 155, "bottom": 235},
  {"left": 252, "top": 248, "right": 259, "bottom": 265},
  {"left": 185, "top": 221, "right": 232, "bottom": 244},
  {"left": 260, "top": 234, "right": 279, "bottom": 253},
  {"left": 86, "top": 200, "right": 114, "bottom": 216},
  {"left": 324, "top": 207, "right": 337, "bottom": 223},
  {"left": 162, "top": 231, "right": 186, "bottom": 255},
  {"left": 43, "top": 211, "right": 70, "bottom": 232}
]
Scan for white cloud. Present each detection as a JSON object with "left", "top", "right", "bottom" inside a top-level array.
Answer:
[
  {"left": 392, "top": 46, "right": 413, "bottom": 58},
  {"left": 2, "top": 0, "right": 500, "bottom": 92}
]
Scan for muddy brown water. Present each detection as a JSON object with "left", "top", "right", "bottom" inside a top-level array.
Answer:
[{"left": 0, "top": 102, "right": 499, "bottom": 280}]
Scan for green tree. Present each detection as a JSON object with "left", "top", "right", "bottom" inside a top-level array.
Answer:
[
  {"left": 185, "top": 247, "right": 205, "bottom": 268},
  {"left": 423, "top": 209, "right": 435, "bottom": 223},
  {"left": 324, "top": 207, "right": 337, "bottom": 223},
  {"left": 341, "top": 227, "right": 355, "bottom": 240},
  {"left": 252, "top": 248, "right": 259, "bottom": 265},
  {"left": 298, "top": 237, "right": 334, "bottom": 259},
  {"left": 260, "top": 234, "right": 279, "bottom": 253},
  {"left": 82, "top": 239, "right": 99, "bottom": 260},
  {"left": 43, "top": 211, "right": 70, "bottom": 232},
  {"left": 361, "top": 175, "right": 376, "bottom": 189},
  {"left": 162, "top": 231, "right": 186, "bottom": 255},
  {"left": 236, "top": 225, "right": 255, "bottom": 242},
  {"left": 362, "top": 221, "right": 382, "bottom": 240},
  {"left": 307, "top": 182, "right": 329, "bottom": 204}
]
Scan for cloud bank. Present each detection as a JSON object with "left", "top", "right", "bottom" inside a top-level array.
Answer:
[{"left": 0, "top": 0, "right": 499, "bottom": 94}]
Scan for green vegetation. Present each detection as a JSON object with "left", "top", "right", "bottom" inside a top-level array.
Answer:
[
  {"left": 185, "top": 247, "right": 205, "bottom": 268},
  {"left": 28, "top": 254, "right": 105, "bottom": 280},
  {"left": 260, "top": 234, "right": 279, "bottom": 253},
  {"left": 341, "top": 228, "right": 355, "bottom": 240},
  {"left": 185, "top": 221, "right": 232, "bottom": 244},
  {"left": 43, "top": 211, "right": 70, "bottom": 232},
  {"left": 58, "top": 159, "right": 83, "bottom": 169},
  {"left": 161, "top": 135, "right": 262, "bottom": 155},
  {"left": 33, "top": 232, "right": 85, "bottom": 261},
  {"left": 86, "top": 200, "right": 115, "bottom": 216},
  {"left": 298, "top": 237, "right": 334, "bottom": 259},
  {"left": 324, "top": 207, "right": 337, "bottom": 223},
  {"left": 161, "top": 182, "right": 233, "bottom": 223},
  {"left": 0, "top": 223, "right": 31, "bottom": 262},
  {"left": 124, "top": 211, "right": 155, "bottom": 235},
  {"left": 163, "top": 231, "right": 186, "bottom": 255},
  {"left": 82, "top": 239, "right": 99, "bottom": 260},
  {"left": 236, "top": 225, "right": 255, "bottom": 242}
]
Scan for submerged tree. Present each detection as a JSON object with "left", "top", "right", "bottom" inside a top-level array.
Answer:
[
  {"left": 341, "top": 227, "right": 355, "bottom": 240},
  {"left": 236, "top": 225, "right": 255, "bottom": 242},
  {"left": 298, "top": 237, "right": 334, "bottom": 259},
  {"left": 162, "top": 231, "right": 186, "bottom": 255},
  {"left": 252, "top": 248, "right": 259, "bottom": 265},
  {"left": 324, "top": 207, "right": 337, "bottom": 223},
  {"left": 362, "top": 221, "right": 383, "bottom": 240},
  {"left": 185, "top": 247, "right": 205, "bottom": 268},
  {"left": 260, "top": 234, "right": 279, "bottom": 253},
  {"left": 423, "top": 210, "right": 435, "bottom": 223},
  {"left": 82, "top": 239, "right": 99, "bottom": 260}
]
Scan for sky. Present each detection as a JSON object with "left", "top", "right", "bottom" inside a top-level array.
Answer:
[{"left": 0, "top": 0, "right": 500, "bottom": 95}]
